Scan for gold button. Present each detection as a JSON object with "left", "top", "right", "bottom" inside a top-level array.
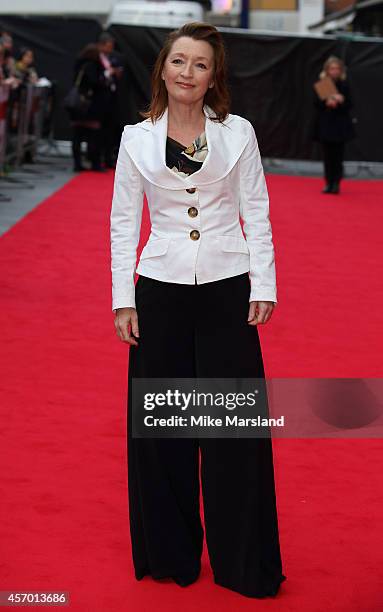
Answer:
[
  {"left": 190, "top": 230, "right": 200, "bottom": 240},
  {"left": 186, "top": 187, "right": 196, "bottom": 194},
  {"left": 188, "top": 207, "right": 198, "bottom": 218}
]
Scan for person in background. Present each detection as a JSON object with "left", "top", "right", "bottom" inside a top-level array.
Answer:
[
  {"left": 0, "top": 42, "right": 6, "bottom": 84},
  {"left": 10, "top": 47, "right": 39, "bottom": 163},
  {"left": 0, "top": 48, "right": 19, "bottom": 89},
  {"left": 97, "top": 32, "right": 124, "bottom": 168},
  {"left": 312, "top": 56, "right": 356, "bottom": 195},
  {"left": 70, "top": 43, "right": 110, "bottom": 172},
  {"left": 14, "top": 47, "right": 38, "bottom": 85},
  {"left": 0, "top": 31, "right": 16, "bottom": 80}
]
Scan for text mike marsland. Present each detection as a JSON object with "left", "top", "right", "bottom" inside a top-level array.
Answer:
[{"left": 143, "top": 415, "right": 285, "bottom": 427}]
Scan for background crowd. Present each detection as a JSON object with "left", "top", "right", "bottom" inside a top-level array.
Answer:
[
  {"left": 1, "top": 25, "right": 356, "bottom": 192},
  {"left": 0, "top": 31, "right": 39, "bottom": 88},
  {"left": 66, "top": 32, "right": 125, "bottom": 172}
]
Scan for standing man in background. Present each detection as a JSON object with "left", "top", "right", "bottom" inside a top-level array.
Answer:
[{"left": 97, "top": 32, "right": 124, "bottom": 168}]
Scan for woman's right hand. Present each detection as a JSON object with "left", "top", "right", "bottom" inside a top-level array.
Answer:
[
  {"left": 114, "top": 307, "right": 140, "bottom": 345},
  {"left": 326, "top": 97, "right": 338, "bottom": 108}
]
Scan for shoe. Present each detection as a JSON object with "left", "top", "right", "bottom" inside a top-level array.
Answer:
[
  {"left": 91, "top": 166, "right": 107, "bottom": 173},
  {"left": 23, "top": 151, "right": 34, "bottom": 164},
  {"left": 171, "top": 574, "right": 199, "bottom": 587},
  {"left": 322, "top": 183, "right": 333, "bottom": 194},
  {"left": 135, "top": 567, "right": 148, "bottom": 580},
  {"left": 331, "top": 181, "right": 340, "bottom": 194},
  {"left": 171, "top": 567, "right": 201, "bottom": 587}
]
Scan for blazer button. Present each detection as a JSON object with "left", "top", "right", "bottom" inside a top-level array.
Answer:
[
  {"left": 188, "top": 206, "right": 198, "bottom": 218},
  {"left": 186, "top": 187, "right": 196, "bottom": 194},
  {"left": 190, "top": 230, "right": 200, "bottom": 240}
]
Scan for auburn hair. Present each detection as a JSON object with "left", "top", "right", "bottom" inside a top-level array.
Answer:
[{"left": 139, "top": 22, "right": 230, "bottom": 124}]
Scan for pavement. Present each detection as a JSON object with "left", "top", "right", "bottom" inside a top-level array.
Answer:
[{"left": 0, "top": 141, "right": 77, "bottom": 237}]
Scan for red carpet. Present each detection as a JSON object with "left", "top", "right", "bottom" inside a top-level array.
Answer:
[{"left": 1, "top": 171, "right": 382, "bottom": 611}]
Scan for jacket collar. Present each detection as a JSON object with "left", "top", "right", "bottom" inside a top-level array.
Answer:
[{"left": 123, "top": 104, "right": 250, "bottom": 189}]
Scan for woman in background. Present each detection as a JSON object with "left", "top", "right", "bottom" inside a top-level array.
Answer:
[
  {"left": 313, "top": 56, "right": 356, "bottom": 195},
  {"left": 14, "top": 47, "right": 38, "bottom": 85}
]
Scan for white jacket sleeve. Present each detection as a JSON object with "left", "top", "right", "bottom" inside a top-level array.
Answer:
[
  {"left": 239, "top": 121, "right": 277, "bottom": 305},
  {"left": 110, "top": 127, "right": 144, "bottom": 312}
]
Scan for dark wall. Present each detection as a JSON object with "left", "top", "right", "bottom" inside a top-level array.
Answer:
[
  {"left": 2, "top": 16, "right": 383, "bottom": 161},
  {"left": 110, "top": 25, "right": 383, "bottom": 162}
]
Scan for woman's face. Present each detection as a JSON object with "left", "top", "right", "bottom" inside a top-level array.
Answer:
[
  {"left": 2, "top": 33, "right": 13, "bottom": 50},
  {"left": 327, "top": 62, "right": 342, "bottom": 80},
  {"left": 22, "top": 50, "right": 34, "bottom": 66},
  {"left": 162, "top": 36, "right": 215, "bottom": 107}
]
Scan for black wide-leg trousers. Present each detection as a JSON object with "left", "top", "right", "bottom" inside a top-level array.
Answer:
[
  {"left": 322, "top": 140, "right": 345, "bottom": 185},
  {"left": 127, "top": 272, "right": 286, "bottom": 598}
]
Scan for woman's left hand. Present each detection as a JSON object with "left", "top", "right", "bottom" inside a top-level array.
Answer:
[{"left": 247, "top": 301, "right": 275, "bottom": 325}]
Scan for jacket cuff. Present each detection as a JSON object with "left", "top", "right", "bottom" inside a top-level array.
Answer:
[
  {"left": 249, "top": 286, "right": 277, "bottom": 305},
  {"left": 112, "top": 294, "right": 136, "bottom": 312}
]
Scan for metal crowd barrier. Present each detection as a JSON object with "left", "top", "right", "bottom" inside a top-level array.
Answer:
[
  {"left": 0, "top": 84, "right": 11, "bottom": 201},
  {"left": 0, "top": 82, "right": 54, "bottom": 192},
  {"left": 0, "top": 84, "right": 9, "bottom": 173}
]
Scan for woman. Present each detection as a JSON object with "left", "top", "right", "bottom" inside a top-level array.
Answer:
[
  {"left": 69, "top": 43, "right": 109, "bottom": 172},
  {"left": 0, "top": 34, "right": 18, "bottom": 86},
  {"left": 110, "top": 22, "right": 286, "bottom": 598},
  {"left": 13, "top": 47, "right": 38, "bottom": 84},
  {"left": 313, "top": 56, "right": 356, "bottom": 194},
  {"left": 11, "top": 47, "right": 39, "bottom": 163},
  {"left": 0, "top": 31, "right": 16, "bottom": 80}
]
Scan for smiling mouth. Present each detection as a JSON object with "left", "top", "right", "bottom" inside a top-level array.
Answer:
[{"left": 177, "top": 83, "right": 194, "bottom": 87}]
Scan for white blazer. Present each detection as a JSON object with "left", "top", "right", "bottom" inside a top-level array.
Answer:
[{"left": 110, "top": 103, "right": 277, "bottom": 312}]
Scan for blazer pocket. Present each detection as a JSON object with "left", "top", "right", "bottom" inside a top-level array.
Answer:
[
  {"left": 217, "top": 235, "right": 249, "bottom": 255},
  {"left": 139, "top": 237, "right": 170, "bottom": 260}
]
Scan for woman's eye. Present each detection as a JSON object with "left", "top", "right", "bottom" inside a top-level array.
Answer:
[
  {"left": 172, "top": 59, "right": 182, "bottom": 64},
  {"left": 197, "top": 63, "right": 207, "bottom": 69}
]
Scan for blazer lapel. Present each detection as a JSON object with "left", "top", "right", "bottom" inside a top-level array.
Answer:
[{"left": 123, "top": 104, "right": 250, "bottom": 190}]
